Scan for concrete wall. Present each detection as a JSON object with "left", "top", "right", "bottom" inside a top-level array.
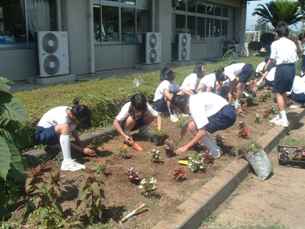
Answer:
[
  {"left": 63, "top": 0, "right": 90, "bottom": 75},
  {"left": 0, "top": 48, "right": 37, "bottom": 81},
  {"left": 191, "top": 38, "right": 224, "bottom": 60},
  {"left": 95, "top": 44, "right": 141, "bottom": 71}
]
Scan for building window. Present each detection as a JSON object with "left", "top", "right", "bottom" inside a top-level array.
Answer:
[
  {"left": 94, "top": 1, "right": 150, "bottom": 43},
  {"left": 0, "top": 0, "right": 26, "bottom": 45},
  {"left": 122, "top": 7, "right": 136, "bottom": 42},
  {"left": 173, "top": 1, "right": 230, "bottom": 40}
]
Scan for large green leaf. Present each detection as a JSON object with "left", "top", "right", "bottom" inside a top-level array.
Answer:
[
  {"left": 0, "top": 135, "right": 11, "bottom": 180},
  {"left": 0, "top": 77, "right": 11, "bottom": 94},
  {"left": 0, "top": 96, "right": 27, "bottom": 126}
]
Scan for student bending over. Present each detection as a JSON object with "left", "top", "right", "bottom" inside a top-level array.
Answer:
[
  {"left": 180, "top": 63, "right": 206, "bottom": 95},
  {"left": 34, "top": 99, "right": 94, "bottom": 172},
  {"left": 197, "top": 67, "right": 227, "bottom": 93},
  {"left": 172, "top": 92, "right": 236, "bottom": 158}
]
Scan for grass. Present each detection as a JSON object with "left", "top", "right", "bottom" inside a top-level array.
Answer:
[{"left": 15, "top": 55, "right": 263, "bottom": 130}]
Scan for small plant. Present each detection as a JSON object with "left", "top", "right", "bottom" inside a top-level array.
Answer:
[
  {"left": 127, "top": 167, "right": 141, "bottom": 185},
  {"left": 188, "top": 152, "right": 207, "bottom": 173},
  {"left": 150, "top": 149, "right": 163, "bottom": 163},
  {"left": 118, "top": 144, "right": 132, "bottom": 159},
  {"left": 139, "top": 177, "right": 157, "bottom": 197},
  {"left": 177, "top": 115, "right": 189, "bottom": 129},
  {"left": 164, "top": 139, "right": 176, "bottom": 157},
  {"left": 173, "top": 168, "right": 187, "bottom": 181},
  {"left": 75, "top": 174, "right": 105, "bottom": 224},
  {"left": 238, "top": 121, "right": 251, "bottom": 139},
  {"left": 255, "top": 113, "right": 261, "bottom": 124},
  {"left": 150, "top": 129, "right": 167, "bottom": 146}
]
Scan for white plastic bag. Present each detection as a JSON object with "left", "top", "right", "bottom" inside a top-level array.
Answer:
[{"left": 246, "top": 150, "right": 273, "bottom": 180}]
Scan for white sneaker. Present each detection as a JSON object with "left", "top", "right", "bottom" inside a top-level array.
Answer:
[
  {"left": 273, "top": 118, "right": 289, "bottom": 127},
  {"left": 61, "top": 160, "right": 86, "bottom": 172},
  {"left": 289, "top": 104, "right": 301, "bottom": 109},
  {"left": 270, "top": 115, "right": 280, "bottom": 124},
  {"left": 170, "top": 114, "right": 179, "bottom": 123}
]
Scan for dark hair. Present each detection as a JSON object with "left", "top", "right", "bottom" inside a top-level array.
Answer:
[
  {"left": 215, "top": 67, "right": 226, "bottom": 82},
  {"left": 275, "top": 21, "right": 289, "bottom": 38},
  {"left": 129, "top": 93, "right": 147, "bottom": 118},
  {"left": 194, "top": 63, "right": 205, "bottom": 78},
  {"left": 172, "top": 94, "right": 189, "bottom": 114},
  {"left": 298, "top": 33, "right": 304, "bottom": 41},
  {"left": 71, "top": 98, "right": 92, "bottom": 129},
  {"left": 160, "top": 64, "right": 171, "bottom": 81},
  {"left": 162, "top": 68, "right": 175, "bottom": 82}
]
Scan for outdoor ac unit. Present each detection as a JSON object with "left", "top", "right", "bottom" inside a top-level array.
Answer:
[
  {"left": 38, "top": 31, "right": 70, "bottom": 77},
  {"left": 178, "top": 33, "right": 191, "bottom": 61},
  {"left": 145, "top": 32, "right": 161, "bottom": 64}
]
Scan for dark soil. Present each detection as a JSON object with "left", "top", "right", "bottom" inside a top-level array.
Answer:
[{"left": 23, "top": 89, "right": 276, "bottom": 228}]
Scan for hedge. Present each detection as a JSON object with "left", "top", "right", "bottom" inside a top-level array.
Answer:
[{"left": 15, "top": 56, "right": 263, "bottom": 130}]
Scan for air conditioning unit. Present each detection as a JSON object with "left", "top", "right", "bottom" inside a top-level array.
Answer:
[
  {"left": 145, "top": 32, "right": 161, "bottom": 64},
  {"left": 38, "top": 31, "right": 70, "bottom": 77},
  {"left": 178, "top": 33, "right": 191, "bottom": 61}
]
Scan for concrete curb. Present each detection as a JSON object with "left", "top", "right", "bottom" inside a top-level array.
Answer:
[{"left": 153, "top": 108, "right": 305, "bottom": 229}]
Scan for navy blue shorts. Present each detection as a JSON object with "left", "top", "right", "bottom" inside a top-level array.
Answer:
[
  {"left": 302, "top": 55, "right": 305, "bottom": 73},
  {"left": 34, "top": 126, "right": 59, "bottom": 145},
  {"left": 120, "top": 117, "right": 146, "bottom": 131},
  {"left": 265, "top": 80, "right": 274, "bottom": 87},
  {"left": 273, "top": 64, "right": 295, "bottom": 94},
  {"left": 239, "top": 64, "right": 254, "bottom": 83},
  {"left": 290, "top": 92, "right": 305, "bottom": 104},
  {"left": 153, "top": 99, "right": 169, "bottom": 113},
  {"left": 204, "top": 105, "right": 236, "bottom": 133}
]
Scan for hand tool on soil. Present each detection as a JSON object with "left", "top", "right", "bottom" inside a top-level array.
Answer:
[
  {"left": 124, "top": 140, "right": 144, "bottom": 152},
  {"left": 120, "top": 203, "right": 148, "bottom": 223}
]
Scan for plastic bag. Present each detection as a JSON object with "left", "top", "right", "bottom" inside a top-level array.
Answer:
[{"left": 246, "top": 150, "right": 273, "bottom": 180}]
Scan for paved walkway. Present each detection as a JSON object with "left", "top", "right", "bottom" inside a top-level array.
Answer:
[{"left": 201, "top": 117, "right": 305, "bottom": 229}]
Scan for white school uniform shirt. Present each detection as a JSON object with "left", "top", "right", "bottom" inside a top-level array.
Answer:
[
  {"left": 189, "top": 92, "right": 228, "bottom": 129},
  {"left": 180, "top": 73, "right": 199, "bottom": 91},
  {"left": 198, "top": 73, "right": 217, "bottom": 90},
  {"left": 266, "top": 67, "right": 276, "bottom": 82},
  {"left": 224, "top": 63, "right": 246, "bottom": 81},
  {"left": 291, "top": 75, "right": 305, "bottom": 94},
  {"left": 256, "top": 61, "right": 266, "bottom": 73},
  {"left": 153, "top": 80, "right": 173, "bottom": 102},
  {"left": 115, "top": 102, "right": 158, "bottom": 121},
  {"left": 270, "top": 37, "right": 298, "bottom": 65},
  {"left": 37, "top": 106, "right": 72, "bottom": 128}
]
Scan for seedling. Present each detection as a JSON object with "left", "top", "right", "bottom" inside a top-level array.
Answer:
[
  {"left": 188, "top": 152, "right": 207, "bottom": 173},
  {"left": 139, "top": 177, "right": 157, "bottom": 197},
  {"left": 118, "top": 144, "right": 132, "bottom": 159},
  {"left": 173, "top": 168, "right": 187, "bottom": 181},
  {"left": 150, "top": 149, "right": 164, "bottom": 163},
  {"left": 255, "top": 113, "right": 261, "bottom": 124},
  {"left": 238, "top": 121, "right": 251, "bottom": 139},
  {"left": 164, "top": 139, "right": 176, "bottom": 157},
  {"left": 177, "top": 115, "right": 189, "bottom": 129},
  {"left": 127, "top": 167, "right": 142, "bottom": 185}
]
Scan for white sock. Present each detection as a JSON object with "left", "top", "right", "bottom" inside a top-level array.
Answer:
[
  {"left": 60, "top": 134, "right": 72, "bottom": 161},
  {"left": 280, "top": 110, "right": 288, "bottom": 122}
]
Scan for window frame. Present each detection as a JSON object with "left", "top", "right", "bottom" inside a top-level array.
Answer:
[
  {"left": 173, "top": 1, "right": 230, "bottom": 42},
  {"left": 93, "top": 0, "right": 150, "bottom": 45}
]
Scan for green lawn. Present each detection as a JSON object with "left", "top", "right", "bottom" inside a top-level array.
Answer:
[{"left": 15, "top": 56, "right": 263, "bottom": 128}]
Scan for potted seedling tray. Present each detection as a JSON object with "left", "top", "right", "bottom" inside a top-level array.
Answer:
[{"left": 278, "top": 145, "right": 305, "bottom": 168}]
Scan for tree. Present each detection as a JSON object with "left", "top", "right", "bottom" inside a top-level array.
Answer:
[{"left": 253, "top": 0, "right": 303, "bottom": 27}]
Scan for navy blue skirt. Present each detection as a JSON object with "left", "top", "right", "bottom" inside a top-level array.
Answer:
[
  {"left": 35, "top": 126, "right": 59, "bottom": 145},
  {"left": 290, "top": 92, "right": 305, "bottom": 104},
  {"left": 273, "top": 64, "right": 295, "bottom": 94},
  {"left": 239, "top": 64, "right": 254, "bottom": 83}
]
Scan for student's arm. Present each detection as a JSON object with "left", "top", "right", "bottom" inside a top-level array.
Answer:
[
  {"left": 176, "top": 128, "right": 206, "bottom": 154},
  {"left": 113, "top": 119, "right": 134, "bottom": 144}
]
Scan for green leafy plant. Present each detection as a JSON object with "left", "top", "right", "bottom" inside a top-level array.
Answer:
[
  {"left": 139, "top": 177, "right": 157, "bottom": 197},
  {"left": 25, "top": 171, "right": 65, "bottom": 228},
  {"left": 150, "top": 149, "right": 163, "bottom": 163},
  {"left": 118, "top": 144, "right": 132, "bottom": 159},
  {"left": 75, "top": 174, "right": 105, "bottom": 224},
  {"left": 0, "top": 77, "right": 28, "bottom": 218},
  {"left": 188, "top": 152, "right": 207, "bottom": 173}
]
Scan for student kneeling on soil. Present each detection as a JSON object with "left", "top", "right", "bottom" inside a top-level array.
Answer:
[
  {"left": 172, "top": 92, "right": 236, "bottom": 158},
  {"left": 179, "top": 63, "right": 206, "bottom": 95},
  {"left": 224, "top": 62, "right": 255, "bottom": 109},
  {"left": 197, "top": 67, "right": 227, "bottom": 93},
  {"left": 34, "top": 99, "right": 95, "bottom": 172},
  {"left": 113, "top": 93, "right": 158, "bottom": 151},
  {"left": 153, "top": 67, "right": 180, "bottom": 125}
]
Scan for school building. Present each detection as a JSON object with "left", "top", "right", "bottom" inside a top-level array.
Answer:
[{"left": 0, "top": 0, "right": 251, "bottom": 81}]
